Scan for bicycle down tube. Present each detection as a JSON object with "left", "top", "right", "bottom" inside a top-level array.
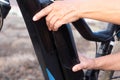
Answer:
[{"left": 16, "top": 0, "right": 84, "bottom": 80}]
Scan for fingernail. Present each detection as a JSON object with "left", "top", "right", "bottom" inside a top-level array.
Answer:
[
  {"left": 33, "top": 16, "right": 38, "bottom": 21},
  {"left": 48, "top": 28, "right": 51, "bottom": 31},
  {"left": 72, "top": 67, "right": 77, "bottom": 72}
]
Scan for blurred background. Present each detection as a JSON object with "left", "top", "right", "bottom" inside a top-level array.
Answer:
[
  {"left": 0, "top": 0, "right": 120, "bottom": 80},
  {"left": 0, "top": 0, "right": 44, "bottom": 80}
]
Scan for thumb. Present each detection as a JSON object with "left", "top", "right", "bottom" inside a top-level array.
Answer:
[{"left": 72, "top": 63, "right": 85, "bottom": 72}]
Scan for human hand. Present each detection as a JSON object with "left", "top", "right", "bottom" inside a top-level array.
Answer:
[
  {"left": 72, "top": 55, "right": 95, "bottom": 72},
  {"left": 33, "top": 0, "right": 82, "bottom": 31}
]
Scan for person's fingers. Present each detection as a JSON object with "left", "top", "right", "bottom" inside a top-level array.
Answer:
[
  {"left": 45, "top": 10, "right": 57, "bottom": 29},
  {"left": 33, "top": 5, "right": 53, "bottom": 21},
  {"left": 48, "top": 16, "right": 59, "bottom": 30},
  {"left": 52, "top": 11, "right": 79, "bottom": 31},
  {"left": 72, "top": 64, "right": 84, "bottom": 72},
  {"left": 72, "top": 55, "right": 88, "bottom": 72},
  {"left": 46, "top": 10, "right": 65, "bottom": 31},
  {"left": 53, "top": 20, "right": 63, "bottom": 31}
]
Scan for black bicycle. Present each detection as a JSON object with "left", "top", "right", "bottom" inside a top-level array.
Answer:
[{"left": 0, "top": 0, "right": 120, "bottom": 80}]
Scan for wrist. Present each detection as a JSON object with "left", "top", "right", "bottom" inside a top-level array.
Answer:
[
  {"left": 86, "top": 58, "right": 96, "bottom": 70},
  {"left": 77, "top": 0, "right": 93, "bottom": 18},
  {"left": 93, "top": 57, "right": 104, "bottom": 70},
  {"left": 77, "top": 0, "right": 103, "bottom": 19}
]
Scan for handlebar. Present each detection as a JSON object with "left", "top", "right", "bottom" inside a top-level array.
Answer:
[{"left": 72, "top": 19, "right": 116, "bottom": 42}]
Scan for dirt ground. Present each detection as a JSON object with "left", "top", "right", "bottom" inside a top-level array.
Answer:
[
  {"left": 0, "top": 1, "right": 120, "bottom": 80},
  {"left": 0, "top": 1, "right": 45, "bottom": 79}
]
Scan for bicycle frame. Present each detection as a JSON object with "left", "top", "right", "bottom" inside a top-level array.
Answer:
[
  {"left": 1, "top": 0, "right": 120, "bottom": 80},
  {"left": 16, "top": 0, "right": 84, "bottom": 80}
]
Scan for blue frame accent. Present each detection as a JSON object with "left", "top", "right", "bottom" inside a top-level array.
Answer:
[{"left": 46, "top": 68, "right": 55, "bottom": 80}]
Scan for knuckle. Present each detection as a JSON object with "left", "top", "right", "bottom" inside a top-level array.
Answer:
[
  {"left": 54, "top": 21, "right": 62, "bottom": 29},
  {"left": 54, "top": 21, "right": 60, "bottom": 27},
  {"left": 50, "top": 20, "right": 53, "bottom": 24}
]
